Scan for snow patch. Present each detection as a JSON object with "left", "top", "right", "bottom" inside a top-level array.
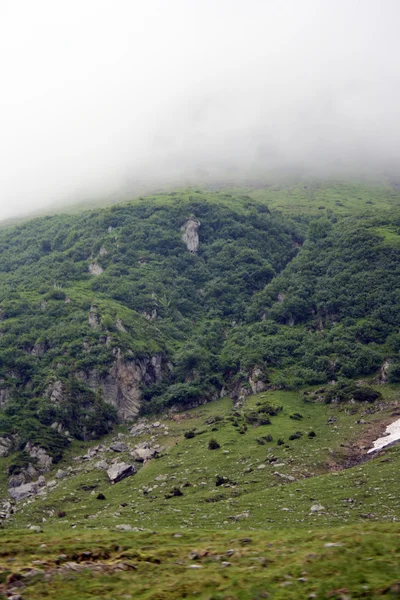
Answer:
[{"left": 367, "top": 418, "right": 400, "bottom": 453}]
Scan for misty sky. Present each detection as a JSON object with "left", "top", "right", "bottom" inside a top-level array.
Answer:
[{"left": 0, "top": 0, "right": 400, "bottom": 220}]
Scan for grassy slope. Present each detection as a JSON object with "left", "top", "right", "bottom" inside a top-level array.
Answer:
[
  {"left": 2, "top": 180, "right": 400, "bottom": 597},
  {"left": 5, "top": 388, "right": 400, "bottom": 532},
  {"left": 0, "top": 388, "right": 400, "bottom": 598}
]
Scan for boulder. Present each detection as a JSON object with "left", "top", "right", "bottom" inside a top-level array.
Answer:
[
  {"left": 107, "top": 462, "right": 135, "bottom": 484},
  {"left": 110, "top": 442, "right": 127, "bottom": 453},
  {"left": 8, "top": 482, "right": 40, "bottom": 501},
  {"left": 131, "top": 447, "right": 156, "bottom": 462}
]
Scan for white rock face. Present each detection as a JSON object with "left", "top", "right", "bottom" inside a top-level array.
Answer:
[
  {"left": 367, "top": 418, "right": 400, "bottom": 453},
  {"left": 88, "top": 306, "right": 100, "bottom": 329},
  {"left": 181, "top": 217, "right": 200, "bottom": 252},
  {"left": 0, "top": 437, "right": 12, "bottom": 457},
  {"left": 89, "top": 262, "right": 104, "bottom": 275}
]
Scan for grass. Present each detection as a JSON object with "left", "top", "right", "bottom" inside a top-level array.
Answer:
[
  {"left": 4, "top": 388, "right": 400, "bottom": 534},
  {"left": 371, "top": 226, "right": 400, "bottom": 248},
  {"left": 0, "top": 524, "right": 399, "bottom": 599}
]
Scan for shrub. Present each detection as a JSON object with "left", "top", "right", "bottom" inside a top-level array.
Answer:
[
  {"left": 289, "top": 431, "right": 303, "bottom": 440},
  {"left": 208, "top": 438, "right": 220, "bottom": 450},
  {"left": 290, "top": 413, "right": 303, "bottom": 420},
  {"left": 277, "top": 438, "right": 284, "bottom": 445},
  {"left": 184, "top": 430, "right": 195, "bottom": 439}
]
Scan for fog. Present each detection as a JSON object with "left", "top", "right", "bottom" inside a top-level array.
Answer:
[{"left": 1, "top": 0, "right": 400, "bottom": 220}]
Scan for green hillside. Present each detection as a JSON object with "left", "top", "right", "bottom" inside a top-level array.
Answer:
[{"left": 1, "top": 180, "right": 400, "bottom": 598}]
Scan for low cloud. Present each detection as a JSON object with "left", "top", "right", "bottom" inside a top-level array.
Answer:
[{"left": 0, "top": 0, "right": 399, "bottom": 220}]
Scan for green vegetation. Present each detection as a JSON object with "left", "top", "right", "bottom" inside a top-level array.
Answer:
[
  {"left": 0, "top": 524, "right": 399, "bottom": 599},
  {"left": 1, "top": 180, "right": 400, "bottom": 597}
]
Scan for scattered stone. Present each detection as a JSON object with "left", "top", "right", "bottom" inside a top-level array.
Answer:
[
  {"left": 95, "top": 460, "right": 109, "bottom": 470},
  {"left": 55, "top": 469, "right": 69, "bottom": 480},
  {"left": 310, "top": 504, "right": 325, "bottom": 513},
  {"left": 274, "top": 472, "right": 296, "bottom": 482},
  {"left": 110, "top": 442, "right": 128, "bottom": 453},
  {"left": 115, "top": 524, "right": 133, "bottom": 531}
]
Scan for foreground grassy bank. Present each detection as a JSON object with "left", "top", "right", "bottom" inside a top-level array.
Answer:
[{"left": 0, "top": 524, "right": 399, "bottom": 599}]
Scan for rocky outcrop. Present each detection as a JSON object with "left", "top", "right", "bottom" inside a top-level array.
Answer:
[
  {"left": 25, "top": 442, "right": 53, "bottom": 471},
  {"left": 88, "top": 305, "right": 100, "bottom": 329},
  {"left": 45, "top": 379, "right": 65, "bottom": 404},
  {"left": 115, "top": 318, "right": 127, "bottom": 332},
  {"left": 0, "top": 436, "right": 12, "bottom": 457},
  {"left": 30, "top": 342, "right": 47, "bottom": 357},
  {"left": 0, "top": 384, "right": 10, "bottom": 408},
  {"left": 77, "top": 349, "right": 166, "bottom": 421},
  {"left": 107, "top": 461, "right": 135, "bottom": 484},
  {"left": 377, "top": 360, "right": 391, "bottom": 384},
  {"left": 181, "top": 217, "right": 200, "bottom": 253},
  {"left": 88, "top": 262, "right": 104, "bottom": 275},
  {"left": 249, "top": 367, "right": 269, "bottom": 394}
]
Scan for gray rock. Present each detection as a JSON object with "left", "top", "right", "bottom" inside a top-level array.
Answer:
[
  {"left": 115, "top": 524, "right": 133, "bottom": 531},
  {"left": 55, "top": 469, "right": 69, "bottom": 480},
  {"left": 110, "top": 442, "right": 127, "bottom": 453},
  {"left": 76, "top": 350, "right": 165, "bottom": 421},
  {"left": 273, "top": 472, "right": 296, "bottom": 482},
  {"left": 181, "top": 217, "right": 200, "bottom": 252},
  {"left": 107, "top": 462, "right": 135, "bottom": 484},
  {"left": 310, "top": 504, "right": 325, "bottom": 513},
  {"left": 45, "top": 380, "right": 65, "bottom": 404},
  {"left": 0, "top": 436, "right": 12, "bottom": 457},
  {"left": 25, "top": 442, "right": 53, "bottom": 471},
  {"left": 95, "top": 460, "right": 109, "bottom": 470},
  {"left": 88, "top": 262, "right": 104, "bottom": 275},
  {"left": 130, "top": 424, "right": 148, "bottom": 436},
  {"left": 9, "top": 482, "right": 40, "bottom": 501}
]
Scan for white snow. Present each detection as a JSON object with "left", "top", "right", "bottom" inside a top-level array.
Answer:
[{"left": 367, "top": 418, "right": 400, "bottom": 453}]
